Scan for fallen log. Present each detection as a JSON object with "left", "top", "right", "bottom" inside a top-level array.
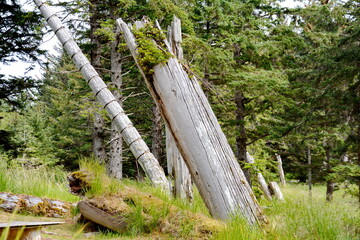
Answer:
[
  {"left": 77, "top": 201, "right": 127, "bottom": 233},
  {"left": 0, "top": 192, "right": 71, "bottom": 217},
  {"left": 75, "top": 187, "right": 224, "bottom": 238}
]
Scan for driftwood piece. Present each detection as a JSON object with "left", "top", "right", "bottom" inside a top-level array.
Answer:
[
  {"left": 0, "top": 192, "right": 71, "bottom": 217},
  {"left": 33, "top": 0, "right": 169, "bottom": 192},
  {"left": 77, "top": 201, "right": 127, "bottom": 233},
  {"left": 268, "top": 182, "right": 284, "bottom": 201},
  {"left": 117, "top": 18, "right": 267, "bottom": 225}
]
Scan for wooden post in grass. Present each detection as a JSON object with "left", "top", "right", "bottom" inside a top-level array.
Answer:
[
  {"left": 33, "top": 0, "right": 169, "bottom": 192},
  {"left": 166, "top": 16, "right": 193, "bottom": 201},
  {"left": 246, "top": 152, "right": 272, "bottom": 201},
  {"left": 276, "top": 154, "right": 286, "bottom": 186},
  {"left": 117, "top": 18, "right": 267, "bottom": 225},
  {"left": 269, "top": 182, "right": 284, "bottom": 201}
]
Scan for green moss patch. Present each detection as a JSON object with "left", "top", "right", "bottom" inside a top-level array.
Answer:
[{"left": 133, "top": 22, "right": 173, "bottom": 75}]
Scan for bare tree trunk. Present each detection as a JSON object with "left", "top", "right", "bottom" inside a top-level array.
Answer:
[
  {"left": 166, "top": 16, "right": 193, "bottom": 201},
  {"left": 325, "top": 147, "right": 335, "bottom": 202},
  {"left": 108, "top": 10, "right": 123, "bottom": 179},
  {"left": 151, "top": 105, "right": 164, "bottom": 166},
  {"left": 307, "top": 147, "right": 312, "bottom": 198},
  {"left": 357, "top": 127, "right": 360, "bottom": 205},
  {"left": 117, "top": 19, "right": 267, "bottom": 225},
  {"left": 275, "top": 154, "right": 286, "bottom": 186},
  {"left": 246, "top": 152, "right": 272, "bottom": 201},
  {"left": 235, "top": 90, "right": 251, "bottom": 186},
  {"left": 34, "top": 0, "right": 169, "bottom": 192},
  {"left": 89, "top": 0, "right": 107, "bottom": 163}
]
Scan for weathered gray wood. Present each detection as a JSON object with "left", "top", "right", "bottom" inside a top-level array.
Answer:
[
  {"left": 33, "top": 0, "right": 168, "bottom": 192},
  {"left": 77, "top": 201, "right": 127, "bottom": 233},
  {"left": 117, "top": 19, "right": 267, "bottom": 225},
  {"left": 268, "top": 182, "right": 284, "bottom": 201},
  {"left": 0, "top": 192, "right": 70, "bottom": 217},
  {"left": 166, "top": 16, "right": 193, "bottom": 201},
  {"left": 246, "top": 152, "right": 272, "bottom": 201},
  {"left": 275, "top": 154, "right": 286, "bottom": 186},
  {"left": 0, "top": 222, "right": 63, "bottom": 240}
]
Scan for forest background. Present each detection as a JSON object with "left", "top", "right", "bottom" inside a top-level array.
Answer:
[{"left": 0, "top": 0, "right": 359, "bottom": 205}]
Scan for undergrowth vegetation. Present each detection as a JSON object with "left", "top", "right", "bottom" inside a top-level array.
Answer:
[
  {"left": 0, "top": 158, "right": 79, "bottom": 202},
  {"left": 0, "top": 159, "right": 359, "bottom": 239}
]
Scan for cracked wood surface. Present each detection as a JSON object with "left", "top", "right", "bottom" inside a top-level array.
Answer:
[{"left": 117, "top": 18, "right": 267, "bottom": 225}]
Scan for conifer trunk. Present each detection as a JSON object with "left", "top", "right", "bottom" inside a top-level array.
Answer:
[
  {"left": 235, "top": 90, "right": 252, "bottom": 186},
  {"left": 325, "top": 147, "right": 335, "bottom": 201},
  {"left": 89, "top": 0, "right": 107, "bottom": 163},
  {"left": 33, "top": 0, "right": 169, "bottom": 191},
  {"left": 118, "top": 19, "right": 267, "bottom": 225},
  {"left": 108, "top": 11, "right": 123, "bottom": 179},
  {"left": 307, "top": 148, "right": 312, "bottom": 198}
]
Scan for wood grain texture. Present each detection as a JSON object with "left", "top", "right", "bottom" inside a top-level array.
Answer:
[
  {"left": 166, "top": 16, "right": 193, "bottom": 201},
  {"left": 118, "top": 19, "right": 267, "bottom": 225},
  {"left": 77, "top": 201, "right": 127, "bottom": 232}
]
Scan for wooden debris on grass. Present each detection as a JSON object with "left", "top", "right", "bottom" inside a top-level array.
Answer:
[
  {"left": 76, "top": 187, "right": 224, "bottom": 239},
  {"left": 0, "top": 192, "right": 72, "bottom": 217}
]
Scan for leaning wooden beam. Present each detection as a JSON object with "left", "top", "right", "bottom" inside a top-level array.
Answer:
[
  {"left": 246, "top": 153, "right": 272, "bottom": 201},
  {"left": 117, "top": 18, "right": 267, "bottom": 225},
  {"left": 33, "top": 0, "right": 169, "bottom": 192}
]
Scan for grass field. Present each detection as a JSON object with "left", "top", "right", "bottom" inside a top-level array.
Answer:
[{"left": 0, "top": 163, "right": 358, "bottom": 239}]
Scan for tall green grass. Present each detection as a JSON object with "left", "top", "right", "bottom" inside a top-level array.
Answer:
[
  {"left": 213, "top": 184, "right": 359, "bottom": 240},
  {"left": 0, "top": 159, "right": 79, "bottom": 202},
  {"left": 1, "top": 156, "right": 358, "bottom": 239}
]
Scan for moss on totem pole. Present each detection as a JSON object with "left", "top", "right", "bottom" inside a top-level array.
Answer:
[{"left": 133, "top": 22, "right": 173, "bottom": 75}]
